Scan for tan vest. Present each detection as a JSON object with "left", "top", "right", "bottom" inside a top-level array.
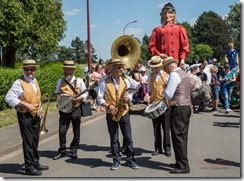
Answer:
[
  {"left": 19, "top": 76, "right": 41, "bottom": 117},
  {"left": 149, "top": 71, "right": 167, "bottom": 102},
  {"left": 104, "top": 76, "right": 129, "bottom": 116},
  {"left": 60, "top": 79, "right": 81, "bottom": 107}
]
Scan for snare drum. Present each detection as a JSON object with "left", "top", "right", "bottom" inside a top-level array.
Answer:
[{"left": 144, "top": 100, "right": 167, "bottom": 119}]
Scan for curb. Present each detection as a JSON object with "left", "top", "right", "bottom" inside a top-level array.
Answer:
[{"left": 0, "top": 111, "right": 105, "bottom": 158}]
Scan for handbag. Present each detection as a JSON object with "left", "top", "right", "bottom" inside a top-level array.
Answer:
[{"left": 80, "top": 101, "right": 92, "bottom": 117}]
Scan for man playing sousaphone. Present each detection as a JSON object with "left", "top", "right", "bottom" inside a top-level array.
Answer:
[
  {"left": 53, "top": 60, "right": 88, "bottom": 160},
  {"left": 97, "top": 58, "right": 140, "bottom": 170},
  {"left": 144, "top": 55, "right": 172, "bottom": 157}
]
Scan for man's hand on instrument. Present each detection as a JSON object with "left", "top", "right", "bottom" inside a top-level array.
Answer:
[{"left": 109, "top": 105, "right": 118, "bottom": 115}]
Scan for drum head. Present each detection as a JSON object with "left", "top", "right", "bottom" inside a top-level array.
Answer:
[
  {"left": 130, "top": 104, "right": 147, "bottom": 111},
  {"left": 57, "top": 95, "right": 74, "bottom": 113},
  {"left": 144, "top": 100, "right": 162, "bottom": 113}
]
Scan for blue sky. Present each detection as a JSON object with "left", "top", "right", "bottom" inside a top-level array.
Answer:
[{"left": 59, "top": 0, "right": 240, "bottom": 61}]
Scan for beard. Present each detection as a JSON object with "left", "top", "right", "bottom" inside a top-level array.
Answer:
[{"left": 64, "top": 74, "right": 72, "bottom": 81}]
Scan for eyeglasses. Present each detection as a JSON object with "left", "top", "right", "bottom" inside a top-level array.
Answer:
[
  {"left": 113, "top": 66, "right": 123, "bottom": 70},
  {"left": 24, "top": 68, "right": 36, "bottom": 72}
]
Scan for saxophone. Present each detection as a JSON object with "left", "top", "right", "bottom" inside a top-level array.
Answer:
[{"left": 112, "top": 77, "right": 129, "bottom": 122}]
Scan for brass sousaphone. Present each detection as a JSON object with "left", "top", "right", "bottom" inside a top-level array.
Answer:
[{"left": 111, "top": 35, "right": 141, "bottom": 69}]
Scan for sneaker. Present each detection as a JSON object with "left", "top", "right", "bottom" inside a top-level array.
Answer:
[
  {"left": 225, "top": 109, "right": 229, "bottom": 114},
  {"left": 92, "top": 104, "right": 97, "bottom": 110},
  {"left": 228, "top": 109, "right": 233, "bottom": 112},
  {"left": 210, "top": 108, "right": 218, "bottom": 112},
  {"left": 110, "top": 161, "right": 120, "bottom": 170},
  {"left": 126, "top": 160, "right": 139, "bottom": 169}
]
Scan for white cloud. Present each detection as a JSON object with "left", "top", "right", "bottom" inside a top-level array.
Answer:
[
  {"left": 189, "top": 17, "right": 198, "bottom": 26},
  {"left": 157, "top": 2, "right": 167, "bottom": 9},
  {"left": 123, "top": 27, "right": 144, "bottom": 36},
  {"left": 64, "top": 9, "right": 81, "bottom": 16}
]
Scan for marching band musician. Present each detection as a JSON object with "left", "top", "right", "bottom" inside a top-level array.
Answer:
[
  {"left": 145, "top": 55, "right": 171, "bottom": 157},
  {"left": 162, "top": 57, "right": 192, "bottom": 174},
  {"left": 53, "top": 60, "right": 88, "bottom": 160},
  {"left": 148, "top": 2, "right": 189, "bottom": 68},
  {"left": 97, "top": 58, "right": 140, "bottom": 170},
  {"left": 5, "top": 60, "right": 48, "bottom": 176}
]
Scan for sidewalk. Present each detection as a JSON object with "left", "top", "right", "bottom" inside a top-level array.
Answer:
[{"left": 0, "top": 109, "right": 105, "bottom": 158}]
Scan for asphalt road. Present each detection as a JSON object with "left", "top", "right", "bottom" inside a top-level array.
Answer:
[{"left": 0, "top": 108, "right": 240, "bottom": 178}]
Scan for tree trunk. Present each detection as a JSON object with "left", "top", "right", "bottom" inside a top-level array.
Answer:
[{"left": 2, "top": 48, "right": 16, "bottom": 68}]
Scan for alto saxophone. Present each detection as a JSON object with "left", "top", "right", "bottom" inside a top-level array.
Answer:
[
  {"left": 40, "top": 93, "right": 50, "bottom": 134},
  {"left": 112, "top": 77, "right": 129, "bottom": 122}
]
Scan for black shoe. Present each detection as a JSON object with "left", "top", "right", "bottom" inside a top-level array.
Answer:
[
  {"left": 152, "top": 149, "right": 162, "bottom": 156},
  {"left": 35, "top": 164, "right": 49, "bottom": 171},
  {"left": 110, "top": 161, "right": 120, "bottom": 170},
  {"left": 165, "top": 150, "right": 171, "bottom": 157},
  {"left": 168, "top": 163, "right": 177, "bottom": 168},
  {"left": 126, "top": 160, "right": 139, "bottom": 169},
  {"left": 25, "top": 169, "right": 42, "bottom": 176},
  {"left": 70, "top": 152, "right": 78, "bottom": 159},
  {"left": 169, "top": 168, "right": 190, "bottom": 174},
  {"left": 53, "top": 152, "right": 67, "bottom": 160}
]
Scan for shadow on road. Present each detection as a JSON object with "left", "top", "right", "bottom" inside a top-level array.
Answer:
[
  {"left": 0, "top": 163, "right": 26, "bottom": 176},
  {"left": 204, "top": 158, "right": 240, "bottom": 167},
  {"left": 80, "top": 144, "right": 110, "bottom": 152},
  {"left": 213, "top": 121, "right": 240, "bottom": 128},
  {"left": 136, "top": 157, "right": 172, "bottom": 171},
  {"left": 65, "top": 157, "right": 111, "bottom": 168}
]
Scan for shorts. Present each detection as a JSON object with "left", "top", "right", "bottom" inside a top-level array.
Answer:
[
  {"left": 89, "top": 89, "right": 97, "bottom": 99},
  {"left": 211, "top": 86, "right": 219, "bottom": 100}
]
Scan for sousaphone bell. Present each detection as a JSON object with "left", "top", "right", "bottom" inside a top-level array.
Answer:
[{"left": 111, "top": 35, "right": 141, "bottom": 69}]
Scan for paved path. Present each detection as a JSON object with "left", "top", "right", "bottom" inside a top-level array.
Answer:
[{"left": 0, "top": 107, "right": 241, "bottom": 178}]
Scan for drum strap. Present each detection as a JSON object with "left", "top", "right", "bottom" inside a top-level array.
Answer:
[{"left": 64, "top": 79, "right": 78, "bottom": 96}]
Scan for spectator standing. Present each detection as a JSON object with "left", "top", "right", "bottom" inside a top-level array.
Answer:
[
  {"left": 225, "top": 42, "right": 239, "bottom": 70},
  {"left": 219, "top": 64, "right": 236, "bottom": 113}
]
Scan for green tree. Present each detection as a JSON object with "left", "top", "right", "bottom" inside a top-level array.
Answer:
[
  {"left": 179, "top": 21, "right": 194, "bottom": 64},
  {"left": 226, "top": 3, "right": 240, "bottom": 50},
  {"left": 140, "top": 34, "right": 151, "bottom": 65},
  {"left": 193, "top": 44, "right": 213, "bottom": 60},
  {"left": 0, "top": 0, "right": 66, "bottom": 68},
  {"left": 192, "top": 11, "right": 231, "bottom": 60},
  {"left": 71, "top": 37, "right": 85, "bottom": 64}
]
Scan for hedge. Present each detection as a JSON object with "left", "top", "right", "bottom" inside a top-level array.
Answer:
[{"left": 0, "top": 62, "right": 86, "bottom": 111}]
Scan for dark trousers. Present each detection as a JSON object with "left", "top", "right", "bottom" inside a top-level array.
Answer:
[
  {"left": 58, "top": 106, "right": 82, "bottom": 153},
  {"left": 170, "top": 105, "right": 191, "bottom": 169},
  {"left": 152, "top": 108, "right": 171, "bottom": 152},
  {"left": 106, "top": 112, "right": 135, "bottom": 163},
  {"left": 17, "top": 112, "right": 40, "bottom": 170}
]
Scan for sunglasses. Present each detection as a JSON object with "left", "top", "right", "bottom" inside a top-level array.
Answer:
[{"left": 24, "top": 68, "right": 36, "bottom": 72}]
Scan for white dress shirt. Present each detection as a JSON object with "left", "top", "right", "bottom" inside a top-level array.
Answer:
[
  {"left": 97, "top": 75, "right": 140, "bottom": 106},
  {"left": 55, "top": 76, "right": 88, "bottom": 100},
  {"left": 5, "top": 74, "right": 38, "bottom": 108},
  {"left": 164, "top": 67, "right": 181, "bottom": 100}
]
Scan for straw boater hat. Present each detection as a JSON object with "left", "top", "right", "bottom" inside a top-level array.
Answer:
[
  {"left": 105, "top": 58, "right": 125, "bottom": 70},
  {"left": 22, "top": 59, "right": 39, "bottom": 68},
  {"left": 148, "top": 56, "right": 163, "bottom": 68},
  {"left": 63, "top": 60, "right": 77, "bottom": 68},
  {"left": 162, "top": 57, "right": 178, "bottom": 70}
]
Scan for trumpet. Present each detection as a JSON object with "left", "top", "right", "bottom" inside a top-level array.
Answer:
[{"left": 40, "top": 93, "right": 50, "bottom": 134}]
